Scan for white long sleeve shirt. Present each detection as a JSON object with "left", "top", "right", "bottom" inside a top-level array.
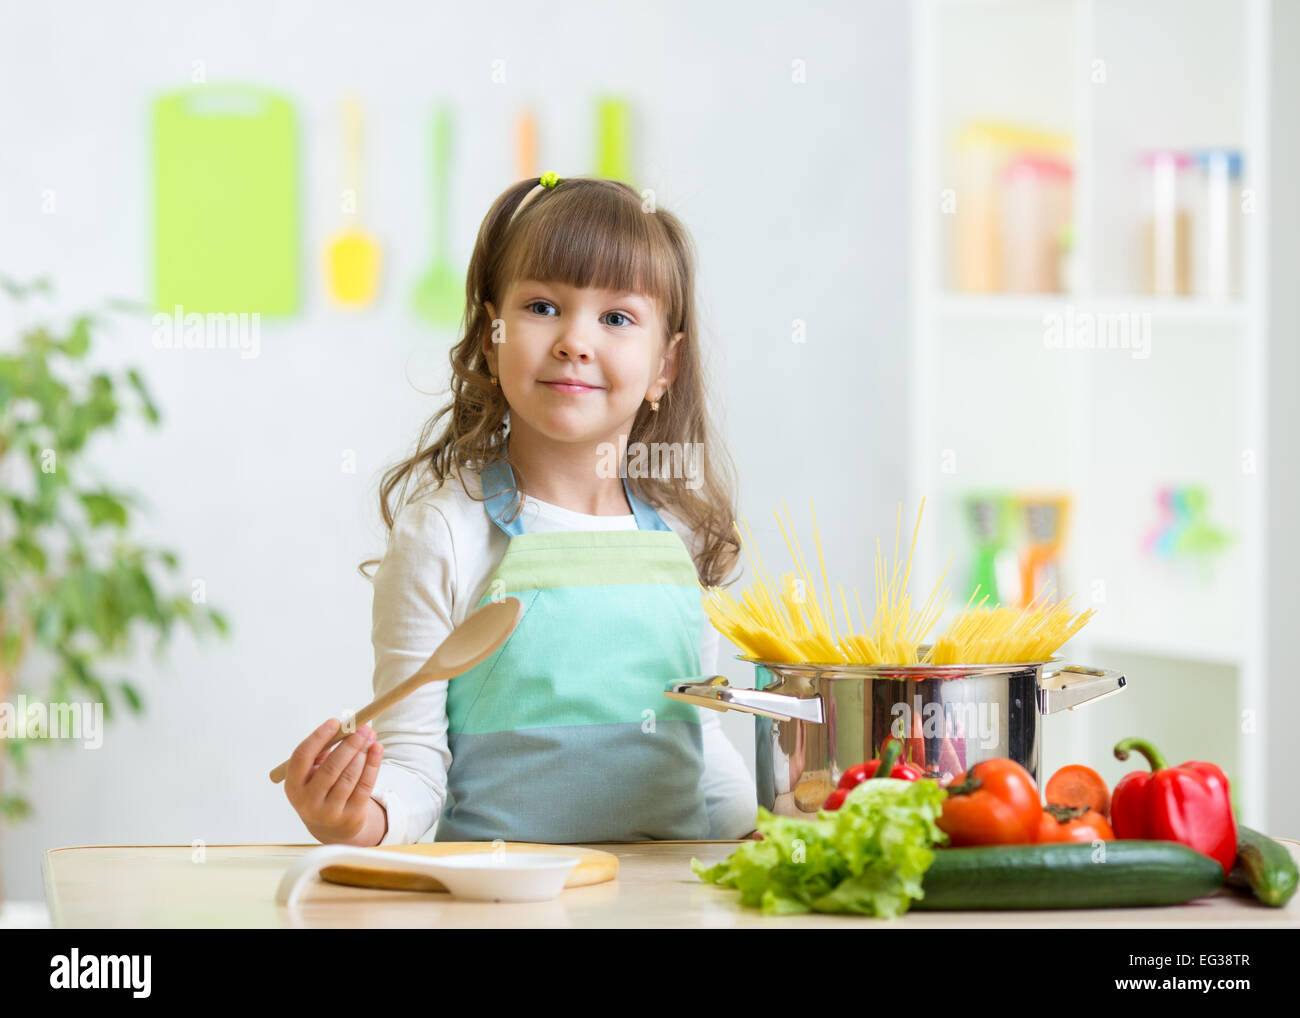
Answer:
[{"left": 366, "top": 464, "right": 758, "bottom": 845}]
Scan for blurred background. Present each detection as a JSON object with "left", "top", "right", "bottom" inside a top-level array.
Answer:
[{"left": 0, "top": 0, "right": 1296, "bottom": 920}]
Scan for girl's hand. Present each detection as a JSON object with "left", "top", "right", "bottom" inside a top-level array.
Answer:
[{"left": 283, "top": 718, "right": 387, "bottom": 845}]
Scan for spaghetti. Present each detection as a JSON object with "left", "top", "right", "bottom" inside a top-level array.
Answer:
[
  {"left": 702, "top": 500, "right": 1094, "bottom": 666},
  {"left": 924, "top": 590, "right": 1096, "bottom": 665}
]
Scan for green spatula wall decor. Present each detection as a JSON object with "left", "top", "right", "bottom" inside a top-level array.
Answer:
[
  {"left": 152, "top": 84, "right": 299, "bottom": 315},
  {"left": 412, "top": 106, "right": 463, "bottom": 328}
]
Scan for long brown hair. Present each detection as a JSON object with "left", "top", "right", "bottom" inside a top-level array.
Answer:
[{"left": 360, "top": 176, "right": 741, "bottom": 587}]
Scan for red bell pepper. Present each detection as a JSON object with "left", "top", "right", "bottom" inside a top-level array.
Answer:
[
  {"left": 823, "top": 740, "right": 921, "bottom": 811},
  {"left": 1110, "top": 737, "right": 1238, "bottom": 875},
  {"left": 837, "top": 739, "right": 923, "bottom": 789}
]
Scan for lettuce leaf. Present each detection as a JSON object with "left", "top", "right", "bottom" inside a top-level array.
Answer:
[{"left": 691, "top": 777, "right": 949, "bottom": 917}]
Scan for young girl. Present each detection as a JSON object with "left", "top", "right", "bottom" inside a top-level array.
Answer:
[{"left": 283, "top": 173, "right": 757, "bottom": 845}]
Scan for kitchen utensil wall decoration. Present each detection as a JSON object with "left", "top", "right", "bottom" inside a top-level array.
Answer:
[
  {"left": 152, "top": 84, "right": 299, "bottom": 315},
  {"left": 326, "top": 96, "right": 382, "bottom": 307},
  {"left": 594, "top": 96, "right": 632, "bottom": 186},
  {"left": 516, "top": 109, "right": 537, "bottom": 181},
  {"left": 411, "top": 105, "right": 462, "bottom": 328}
]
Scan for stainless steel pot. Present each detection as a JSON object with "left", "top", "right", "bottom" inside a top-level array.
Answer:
[{"left": 664, "top": 656, "right": 1125, "bottom": 819}]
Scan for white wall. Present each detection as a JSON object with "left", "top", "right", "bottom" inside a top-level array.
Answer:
[
  {"left": 0, "top": 0, "right": 911, "bottom": 901},
  {"left": 1266, "top": 0, "right": 1300, "bottom": 843}
]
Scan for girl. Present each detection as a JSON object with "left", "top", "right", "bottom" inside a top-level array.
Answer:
[{"left": 283, "top": 173, "right": 757, "bottom": 845}]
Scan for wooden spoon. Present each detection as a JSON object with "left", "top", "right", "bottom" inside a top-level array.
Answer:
[{"left": 269, "top": 596, "right": 523, "bottom": 784}]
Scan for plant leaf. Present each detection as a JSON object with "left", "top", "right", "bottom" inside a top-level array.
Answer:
[
  {"left": 10, "top": 536, "right": 47, "bottom": 574},
  {"left": 0, "top": 793, "right": 33, "bottom": 822},
  {"left": 119, "top": 681, "right": 145, "bottom": 713},
  {"left": 79, "top": 492, "right": 129, "bottom": 528},
  {"left": 62, "top": 315, "right": 92, "bottom": 358},
  {"left": 125, "top": 368, "right": 161, "bottom": 425}
]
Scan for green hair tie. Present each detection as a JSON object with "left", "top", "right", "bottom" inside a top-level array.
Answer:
[{"left": 509, "top": 172, "right": 563, "bottom": 225}]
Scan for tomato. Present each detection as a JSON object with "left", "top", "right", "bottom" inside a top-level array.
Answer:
[
  {"left": 821, "top": 788, "right": 848, "bottom": 811},
  {"left": 936, "top": 758, "right": 1041, "bottom": 846},
  {"left": 1036, "top": 804, "right": 1115, "bottom": 843}
]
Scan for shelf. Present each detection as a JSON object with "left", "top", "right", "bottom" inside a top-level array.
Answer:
[
  {"left": 1085, "top": 632, "right": 1241, "bottom": 668},
  {"left": 930, "top": 294, "right": 1247, "bottom": 325},
  {"left": 912, "top": 0, "right": 1278, "bottom": 833}
]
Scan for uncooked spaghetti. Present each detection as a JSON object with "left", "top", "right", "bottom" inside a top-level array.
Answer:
[
  {"left": 702, "top": 499, "right": 1094, "bottom": 666},
  {"left": 924, "top": 590, "right": 1096, "bottom": 665},
  {"left": 702, "top": 499, "right": 952, "bottom": 666}
]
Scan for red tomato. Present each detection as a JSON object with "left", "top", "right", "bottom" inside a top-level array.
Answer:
[
  {"left": 1036, "top": 804, "right": 1115, "bottom": 843},
  {"left": 937, "top": 758, "right": 1041, "bottom": 846}
]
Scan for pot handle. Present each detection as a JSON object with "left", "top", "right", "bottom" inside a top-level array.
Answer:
[
  {"left": 1038, "top": 664, "right": 1126, "bottom": 714},
  {"left": 663, "top": 676, "right": 824, "bottom": 724}
]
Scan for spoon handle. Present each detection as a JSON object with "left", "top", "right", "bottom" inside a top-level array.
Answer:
[
  {"left": 267, "top": 663, "right": 454, "bottom": 785},
  {"left": 268, "top": 597, "right": 521, "bottom": 785}
]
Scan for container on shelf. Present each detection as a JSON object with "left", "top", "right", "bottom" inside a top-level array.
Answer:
[
  {"left": 1191, "top": 149, "right": 1244, "bottom": 300},
  {"left": 999, "top": 153, "right": 1073, "bottom": 293},
  {"left": 1141, "top": 150, "right": 1193, "bottom": 296},
  {"left": 953, "top": 121, "right": 1073, "bottom": 293}
]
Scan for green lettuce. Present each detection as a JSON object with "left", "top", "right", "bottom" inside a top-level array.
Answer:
[{"left": 691, "top": 777, "right": 949, "bottom": 917}]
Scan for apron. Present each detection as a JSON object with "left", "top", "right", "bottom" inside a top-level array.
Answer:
[{"left": 433, "top": 451, "right": 711, "bottom": 843}]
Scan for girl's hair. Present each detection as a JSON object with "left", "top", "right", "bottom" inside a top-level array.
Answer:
[{"left": 359, "top": 176, "right": 741, "bottom": 588}]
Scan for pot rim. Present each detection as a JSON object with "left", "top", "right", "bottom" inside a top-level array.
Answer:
[{"left": 740, "top": 653, "right": 1062, "bottom": 678}]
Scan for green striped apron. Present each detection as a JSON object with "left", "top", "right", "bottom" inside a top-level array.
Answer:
[{"left": 433, "top": 453, "right": 711, "bottom": 842}]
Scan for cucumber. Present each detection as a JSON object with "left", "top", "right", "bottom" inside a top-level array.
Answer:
[
  {"left": 1226, "top": 825, "right": 1298, "bottom": 907},
  {"left": 913, "top": 840, "right": 1224, "bottom": 910}
]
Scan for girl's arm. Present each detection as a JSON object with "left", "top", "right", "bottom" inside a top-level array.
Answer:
[
  {"left": 367, "top": 500, "right": 457, "bottom": 844},
  {"left": 696, "top": 620, "right": 760, "bottom": 839},
  {"left": 698, "top": 708, "right": 760, "bottom": 838}
]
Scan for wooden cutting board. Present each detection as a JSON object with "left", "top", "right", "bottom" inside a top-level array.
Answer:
[{"left": 319, "top": 842, "right": 618, "bottom": 893}]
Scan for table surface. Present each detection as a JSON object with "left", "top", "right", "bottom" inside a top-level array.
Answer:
[{"left": 43, "top": 839, "right": 1300, "bottom": 928}]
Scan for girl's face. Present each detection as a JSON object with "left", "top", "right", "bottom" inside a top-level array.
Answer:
[{"left": 483, "top": 278, "right": 683, "bottom": 447}]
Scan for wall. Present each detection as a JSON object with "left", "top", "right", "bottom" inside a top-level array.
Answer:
[{"left": 0, "top": 0, "right": 911, "bottom": 901}]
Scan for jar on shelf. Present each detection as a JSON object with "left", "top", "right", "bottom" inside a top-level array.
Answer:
[
  {"left": 954, "top": 125, "right": 1005, "bottom": 293},
  {"left": 1141, "top": 150, "right": 1193, "bottom": 296},
  {"left": 1191, "top": 148, "right": 1244, "bottom": 300},
  {"left": 953, "top": 121, "right": 1072, "bottom": 294},
  {"left": 999, "top": 153, "right": 1073, "bottom": 293}
]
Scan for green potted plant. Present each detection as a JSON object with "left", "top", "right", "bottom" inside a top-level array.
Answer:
[{"left": 0, "top": 277, "right": 229, "bottom": 901}]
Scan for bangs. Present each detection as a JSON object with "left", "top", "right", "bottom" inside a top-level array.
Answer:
[{"left": 499, "top": 181, "right": 682, "bottom": 331}]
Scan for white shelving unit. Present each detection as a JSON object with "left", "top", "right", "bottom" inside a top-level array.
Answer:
[{"left": 909, "top": 0, "right": 1277, "bottom": 824}]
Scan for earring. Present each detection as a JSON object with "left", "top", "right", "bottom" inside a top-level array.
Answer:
[
  {"left": 490, "top": 376, "right": 498, "bottom": 386},
  {"left": 650, "top": 397, "right": 659, "bottom": 412}
]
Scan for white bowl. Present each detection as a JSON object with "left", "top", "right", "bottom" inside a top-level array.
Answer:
[{"left": 421, "top": 853, "right": 582, "bottom": 903}]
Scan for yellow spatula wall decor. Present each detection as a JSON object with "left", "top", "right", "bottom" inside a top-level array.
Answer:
[{"left": 326, "top": 96, "right": 382, "bottom": 307}]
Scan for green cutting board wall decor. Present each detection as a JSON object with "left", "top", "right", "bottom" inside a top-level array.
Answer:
[{"left": 153, "top": 84, "right": 299, "bottom": 315}]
